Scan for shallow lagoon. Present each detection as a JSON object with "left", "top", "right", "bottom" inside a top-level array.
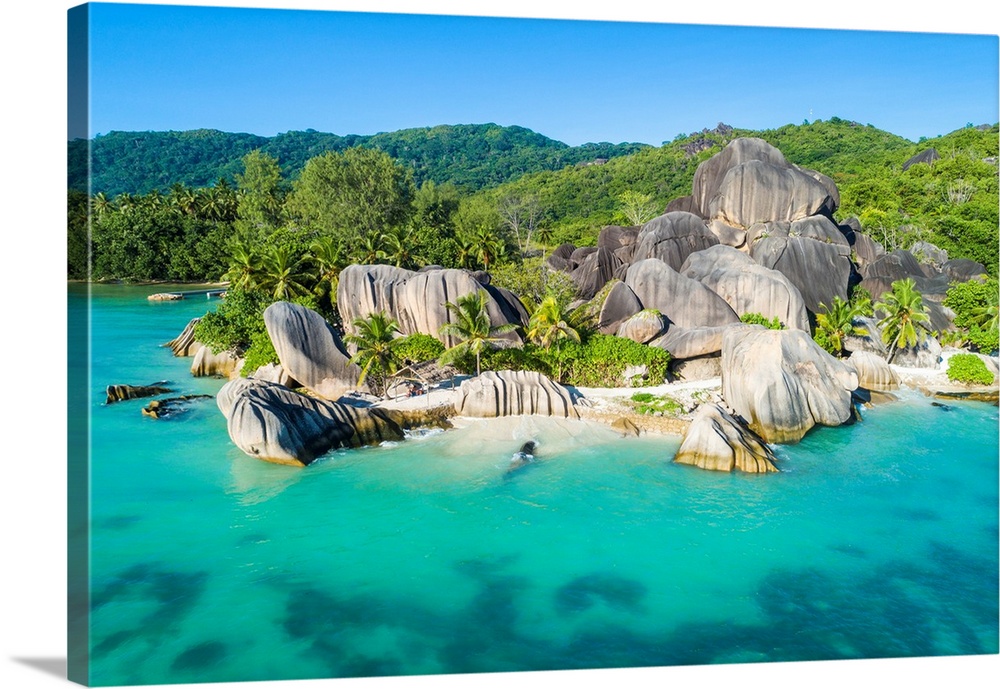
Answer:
[{"left": 74, "top": 284, "right": 999, "bottom": 685}]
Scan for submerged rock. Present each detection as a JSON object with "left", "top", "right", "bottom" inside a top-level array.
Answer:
[
  {"left": 454, "top": 370, "right": 578, "bottom": 419},
  {"left": 674, "top": 403, "right": 778, "bottom": 473},
  {"left": 721, "top": 326, "right": 859, "bottom": 444},
  {"left": 106, "top": 382, "right": 172, "bottom": 404},
  {"left": 141, "top": 395, "right": 213, "bottom": 419}
]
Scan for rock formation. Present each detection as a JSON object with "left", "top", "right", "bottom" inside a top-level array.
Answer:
[
  {"left": 625, "top": 259, "right": 740, "bottom": 328},
  {"left": 190, "top": 346, "right": 241, "bottom": 378},
  {"left": 164, "top": 318, "right": 202, "bottom": 356},
  {"left": 217, "top": 378, "right": 406, "bottom": 466},
  {"left": 721, "top": 326, "right": 859, "bottom": 443},
  {"left": 596, "top": 281, "right": 643, "bottom": 334},
  {"left": 680, "top": 245, "right": 809, "bottom": 331},
  {"left": 630, "top": 212, "right": 720, "bottom": 271},
  {"left": 847, "top": 350, "right": 900, "bottom": 392},
  {"left": 454, "top": 370, "right": 578, "bottom": 418},
  {"left": 615, "top": 310, "right": 667, "bottom": 344},
  {"left": 263, "top": 301, "right": 361, "bottom": 400},
  {"left": 337, "top": 264, "right": 525, "bottom": 348},
  {"left": 650, "top": 325, "right": 732, "bottom": 359},
  {"left": 106, "top": 382, "right": 172, "bottom": 404},
  {"left": 674, "top": 403, "right": 778, "bottom": 473}
]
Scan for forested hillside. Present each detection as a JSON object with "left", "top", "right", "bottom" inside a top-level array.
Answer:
[{"left": 67, "top": 124, "right": 647, "bottom": 196}]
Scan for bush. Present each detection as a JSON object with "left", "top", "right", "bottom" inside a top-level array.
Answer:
[
  {"left": 476, "top": 343, "right": 553, "bottom": 378},
  {"left": 393, "top": 333, "right": 445, "bottom": 365},
  {"left": 946, "top": 353, "right": 995, "bottom": 385},
  {"left": 240, "top": 328, "right": 280, "bottom": 376},
  {"left": 740, "top": 312, "right": 783, "bottom": 329},
  {"left": 193, "top": 289, "right": 272, "bottom": 354},
  {"left": 555, "top": 334, "right": 671, "bottom": 387}
]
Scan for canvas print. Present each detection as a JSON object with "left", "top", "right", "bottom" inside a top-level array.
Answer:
[{"left": 67, "top": 2, "right": 999, "bottom": 687}]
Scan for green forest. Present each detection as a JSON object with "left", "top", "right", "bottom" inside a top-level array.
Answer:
[{"left": 68, "top": 118, "right": 999, "bottom": 285}]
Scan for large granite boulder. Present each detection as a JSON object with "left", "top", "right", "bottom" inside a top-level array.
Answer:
[
  {"left": 650, "top": 325, "right": 732, "bottom": 359},
  {"left": 709, "top": 160, "right": 835, "bottom": 228},
  {"left": 680, "top": 245, "right": 809, "bottom": 331},
  {"left": 106, "top": 382, "right": 172, "bottom": 404},
  {"left": 615, "top": 309, "right": 667, "bottom": 344},
  {"left": 942, "top": 259, "right": 988, "bottom": 284},
  {"left": 721, "top": 326, "right": 859, "bottom": 443},
  {"left": 892, "top": 336, "right": 942, "bottom": 369},
  {"left": 454, "top": 370, "right": 578, "bottom": 418},
  {"left": 217, "top": 378, "right": 405, "bottom": 466},
  {"left": 674, "top": 403, "right": 778, "bottom": 473},
  {"left": 847, "top": 350, "right": 899, "bottom": 392},
  {"left": 337, "top": 264, "right": 525, "bottom": 348},
  {"left": 263, "top": 301, "right": 361, "bottom": 400},
  {"left": 191, "top": 346, "right": 241, "bottom": 378},
  {"left": 164, "top": 318, "right": 202, "bottom": 357},
  {"left": 851, "top": 232, "right": 886, "bottom": 267},
  {"left": 664, "top": 195, "right": 703, "bottom": 217},
  {"left": 707, "top": 220, "right": 748, "bottom": 248},
  {"left": 749, "top": 216, "right": 853, "bottom": 314},
  {"left": 625, "top": 259, "right": 740, "bottom": 329},
  {"left": 596, "top": 280, "right": 643, "bottom": 334},
  {"left": 631, "top": 212, "right": 720, "bottom": 271},
  {"left": 570, "top": 246, "right": 624, "bottom": 300},
  {"left": 250, "top": 363, "right": 299, "bottom": 388},
  {"left": 902, "top": 148, "right": 940, "bottom": 171},
  {"left": 597, "top": 225, "right": 641, "bottom": 252},
  {"left": 691, "top": 138, "right": 790, "bottom": 216}
]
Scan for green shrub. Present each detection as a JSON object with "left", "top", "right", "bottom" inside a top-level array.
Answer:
[
  {"left": 555, "top": 334, "right": 671, "bottom": 387},
  {"left": 946, "top": 353, "right": 995, "bottom": 385},
  {"left": 740, "top": 312, "right": 783, "bottom": 329},
  {"left": 393, "top": 333, "right": 445, "bottom": 364},
  {"left": 629, "top": 392, "right": 684, "bottom": 416},
  {"left": 967, "top": 325, "right": 999, "bottom": 354},
  {"left": 193, "top": 289, "right": 272, "bottom": 354},
  {"left": 240, "top": 328, "right": 280, "bottom": 376},
  {"left": 479, "top": 344, "right": 554, "bottom": 377}
]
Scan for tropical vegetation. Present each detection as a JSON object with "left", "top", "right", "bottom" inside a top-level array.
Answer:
[{"left": 874, "top": 279, "right": 933, "bottom": 363}]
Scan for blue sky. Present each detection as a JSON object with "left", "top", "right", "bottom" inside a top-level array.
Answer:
[{"left": 82, "top": 2, "right": 998, "bottom": 145}]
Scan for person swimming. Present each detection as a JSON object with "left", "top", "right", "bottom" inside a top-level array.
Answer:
[{"left": 506, "top": 441, "right": 537, "bottom": 472}]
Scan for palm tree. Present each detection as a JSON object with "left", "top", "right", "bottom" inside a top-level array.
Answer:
[
  {"left": 383, "top": 227, "right": 423, "bottom": 269},
  {"left": 344, "top": 312, "right": 402, "bottom": 399},
  {"left": 527, "top": 295, "right": 581, "bottom": 381},
  {"left": 439, "top": 290, "right": 517, "bottom": 376},
  {"left": 471, "top": 226, "right": 506, "bottom": 270},
  {"left": 351, "top": 232, "right": 388, "bottom": 265},
  {"left": 453, "top": 234, "right": 477, "bottom": 270},
  {"left": 875, "top": 278, "right": 932, "bottom": 363},
  {"left": 221, "top": 239, "right": 262, "bottom": 291},
  {"left": 815, "top": 296, "right": 868, "bottom": 357},
  {"left": 259, "top": 244, "right": 311, "bottom": 300}
]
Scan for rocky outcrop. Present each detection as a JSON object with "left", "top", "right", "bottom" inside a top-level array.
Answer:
[
  {"left": 707, "top": 220, "right": 747, "bottom": 248},
  {"left": 631, "top": 212, "right": 719, "bottom": 271},
  {"left": 217, "top": 378, "right": 406, "bottom": 466},
  {"left": 892, "top": 336, "right": 942, "bottom": 369},
  {"left": 141, "top": 394, "right": 213, "bottom": 419},
  {"left": 851, "top": 232, "right": 886, "bottom": 267},
  {"left": 670, "top": 355, "right": 722, "bottom": 381},
  {"left": 847, "top": 350, "right": 899, "bottom": 392},
  {"left": 106, "top": 382, "right": 172, "bottom": 404},
  {"left": 691, "top": 138, "right": 790, "bottom": 217},
  {"left": 615, "top": 310, "right": 667, "bottom": 344},
  {"left": 570, "top": 246, "right": 624, "bottom": 299},
  {"left": 674, "top": 403, "right": 778, "bottom": 473},
  {"left": 597, "top": 280, "right": 643, "bottom": 334},
  {"left": 263, "top": 301, "right": 361, "bottom": 400},
  {"left": 680, "top": 245, "right": 809, "bottom": 331},
  {"left": 650, "top": 325, "right": 732, "bottom": 359},
  {"left": 902, "top": 148, "right": 940, "bottom": 171},
  {"left": 749, "top": 216, "right": 853, "bottom": 314},
  {"left": 454, "top": 370, "right": 578, "bottom": 419},
  {"left": 250, "top": 363, "right": 299, "bottom": 388},
  {"left": 625, "top": 259, "right": 740, "bottom": 329},
  {"left": 191, "top": 346, "right": 242, "bottom": 378},
  {"left": 721, "top": 326, "right": 859, "bottom": 443},
  {"left": 164, "top": 318, "right": 202, "bottom": 356},
  {"left": 711, "top": 160, "right": 836, "bottom": 228},
  {"left": 337, "top": 264, "right": 525, "bottom": 348}
]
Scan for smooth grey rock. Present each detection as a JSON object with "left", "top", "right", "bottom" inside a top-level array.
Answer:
[
  {"left": 191, "top": 346, "right": 241, "bottom": 378},
  {"left": 251, "top": 363, "right": 299, "bottom": 388},
  {"left": 264, "top": 301, "right": 361, "bottom": 400},
  {"left": 691, "top": 138, "right": 790, "bottom": 217},
  {"left": 942, "top": 259, "right": 988, "bottom": 283},
  {"left": 454, "top": 370, "right": 578, "bottom": 418},
  {"left": 847, "top": 350, "right": 900, "bottom": 392},
  {"left": 615, "top": 309, "right": 667, "bottom": 344},
  {"left": 721, "top": 325, "right": 859, "bottom": 443},
  {"left": 337, "top": 264, "right": 524, "bottom": 349},
  {"left": 570, "top": 246, "right": 623, "bottom": 300},
  {"left": 749, "top": 216, "right": 852, "bottom": 314},
  {"left": 625, "top": 259, "right": 740, "bottom": 328},
  {"left": 651, "top": 324, "right": 733, "bottom": 359},
  {"left": 709, "top": 160, "right": 835, "bottom": 228},
  {"left": 664, "top": 195, "right": 703, "bottom": 217},
  {"left": 707, "top": 220, "right": 747, "bottom": 248},
  {"left": 681, "top": 245, "right": 809, "bottom": 331},
  {"left": 892, "top": 336, "right": 942, "bottom": 369},
  {"left": 217, "top": 378, "right": 404, "bottom": 466},
  {"left": 843, "top": 317, "right": 888, "bottom": 356},
  {"left": 631, "top": 212, "right": 720, "bottom": 271},
  {"left": 597, "top": 281, "right": 643, "bottom": 334},
  {"left": 674, "top": 403, "right": 778, "bottom": 473},
  {"left": 597, "top": 225, "right": 640, "bottom": 252},
  {"left": 902, "top": 148, "right": 940, "bottom": 171},
  {"left": 164, "top": 317, "right": 203, "bottom": 357},
  {"left": 852, "top": 232, "right": 886, "bottom": 266},
  {"left": 670, "top": 355, "right": 722, "bottom": 381}
]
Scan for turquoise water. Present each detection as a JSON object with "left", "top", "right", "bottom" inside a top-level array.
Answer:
[{"left": 73, "top": 284, "right": 999, "bottom": 686}]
